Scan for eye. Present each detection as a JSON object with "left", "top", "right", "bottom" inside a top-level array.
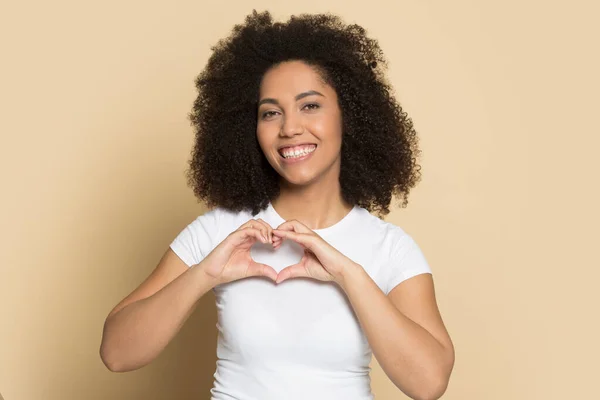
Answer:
[
  {"left": 261, "top": 110, "right": 279, "bottom": 120},
  {"left": 303, "top": 103, "right": 320, "bottom": 111}
]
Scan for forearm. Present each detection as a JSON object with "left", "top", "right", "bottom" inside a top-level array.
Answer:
[
  {"left": 340, "top": 265, "right": 452, "bottom": 400},
  {"left": 100, "top": 260, "right": 217, "bottom": 372}
]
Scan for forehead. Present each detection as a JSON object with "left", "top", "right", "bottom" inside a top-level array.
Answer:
[{"left": 259, "top": 61, "right": 331, "bottom": 97}]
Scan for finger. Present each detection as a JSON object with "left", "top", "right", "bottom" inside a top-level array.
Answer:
[
  {"left": 239, "top": 220, "right": 255, "bottom": 229},
  {"left": 248, "top": 262, "right": 278, "bottom": 282},
  {"left": 255, "top": 218, "right": 274, "bottom": 243},
  {"left": 276, "top": 264, "right": 307, "bottom": 284},
  {"left": 240, "top": 220, "right": 270, "bottom": 243},
  {"left": 234, "top": 226, "right": 269, "bottom": 244},
  {"left": 276, "top": 219, "right": 313, "bottom": 234},
  {"left": 271, "top": 237, "right": 282, "bottom": 249},
  {"left": 250, "top": 220, "right": 269, "bottom": 243},
  {"left": 270, "top": 230, "right": 282, "bottom": 242},
  {"left": 249, "top": 218, "right": 273, "bottom": 243},
  {"left": 272, "top": 229, "right": 312, "bottom": 249}
]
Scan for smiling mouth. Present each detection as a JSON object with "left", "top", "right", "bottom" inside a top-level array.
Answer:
[
  {"left": 276, "top": 146, "right": 317, "bottom": 165},
  {"left": 277, "top": 144, "right": 318, "bottom": 159}
]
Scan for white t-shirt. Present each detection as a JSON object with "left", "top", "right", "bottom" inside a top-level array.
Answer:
[{"left": 170, "top": 201, "right": 432, "bottom": 400}]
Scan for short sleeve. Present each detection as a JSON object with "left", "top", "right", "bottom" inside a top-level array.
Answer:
[
  {"left": 169, "top": 208, "right": 221, "bottom": 267},
  {"left": 384, "top": 234, "right": 432, "bottom": 295}
]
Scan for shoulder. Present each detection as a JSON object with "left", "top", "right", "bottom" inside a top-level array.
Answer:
[
  {"left": 353, "top": 207, "right": 414, "bottom": 255},
  {"left": 213, "top": 205, "right": 254, "bottom": 224},
  {"left": 196, "top": 205, "right": 254, "bottom": 237}
]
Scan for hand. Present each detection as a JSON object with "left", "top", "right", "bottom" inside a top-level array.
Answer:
[
  {"left": 201, "top": 218, "right": 279, "bottom": 285},
  {"left": 272, "top": 220, "right": 357, "bottom": 286}
]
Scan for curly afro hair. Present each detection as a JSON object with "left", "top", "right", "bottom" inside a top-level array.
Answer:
[{"left": 186, "top": 10, "right": 422, "bottom": 218}]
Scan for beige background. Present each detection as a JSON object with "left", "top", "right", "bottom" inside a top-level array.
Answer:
[{"left": 1, "top": 0, "right": 599, "bottom": 399}]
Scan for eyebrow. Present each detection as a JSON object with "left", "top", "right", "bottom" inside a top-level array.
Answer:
[{"left": 258, "top": 90, "right": 325, "bottom": 107}]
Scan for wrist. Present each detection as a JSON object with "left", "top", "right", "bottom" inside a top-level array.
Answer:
[
  {"left": 338, "top": 262, "right": 367, "bottom": 292},
  {"left": 193, "top": 259, "right": 221, "bottom": 290}
]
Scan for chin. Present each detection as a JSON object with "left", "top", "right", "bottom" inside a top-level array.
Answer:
[{"left": 278, "top": 171, "right": 318, "bottom": 187}]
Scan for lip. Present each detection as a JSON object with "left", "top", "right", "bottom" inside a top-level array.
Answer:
[{"left": 279, "top": 146, "right": 317, "bottom": 164}]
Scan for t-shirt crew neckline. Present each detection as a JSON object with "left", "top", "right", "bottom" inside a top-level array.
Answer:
[{"left": 266, "top": 201, "right": 360, "bottom": 236}]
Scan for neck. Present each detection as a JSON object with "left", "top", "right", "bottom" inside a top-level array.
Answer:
[{"left": 272, "top": 178, "right": 353, "bottom": 231}]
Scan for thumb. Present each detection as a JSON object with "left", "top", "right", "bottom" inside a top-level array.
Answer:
[{"left": 247, "top": 261, "right": 278, "bottom": 282}]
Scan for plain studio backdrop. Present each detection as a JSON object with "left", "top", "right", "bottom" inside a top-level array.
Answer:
[{"left": 1, "top": 0, "right": 598, "bottom": 399}]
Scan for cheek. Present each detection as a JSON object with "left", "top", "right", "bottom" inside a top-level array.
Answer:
[
  {"left": 256, "top": 127, "right": 269, "bottom": 148},
  {"left": 256, "top": 129, "right": 277, "bottom": 160},
  {"left": 313, "top": 119, "right": 343, "bottom": 146}
]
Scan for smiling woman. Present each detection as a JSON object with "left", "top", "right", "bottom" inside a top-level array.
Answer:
[
  {"left": 256, "top": 61, "right": 344, "bottom": 187},
  {"left": 99, "top": 9, "right": 454, "bottom": 400},
  {"left": 186, "top": 10, "right": 422, "bottom": 218}
]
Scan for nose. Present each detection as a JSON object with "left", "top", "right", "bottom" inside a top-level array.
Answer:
[{"left": 279, "top": 114, "right": 304, "bottom": 138}]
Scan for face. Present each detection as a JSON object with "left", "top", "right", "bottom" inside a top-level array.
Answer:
[{"left": 256, "top": 60, "right": 343, "bottom": 187}]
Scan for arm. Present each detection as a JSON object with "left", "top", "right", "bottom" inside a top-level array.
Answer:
[
  {"left": 99, "top": 248, "right": 218, "bottom": 372},
  {"left": 340, "top": 266, "right": 454, "bottom": 400}
]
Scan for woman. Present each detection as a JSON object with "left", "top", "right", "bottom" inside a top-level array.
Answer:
[{"left": 100, "top": 10, "right": 454, "bottom": 400}]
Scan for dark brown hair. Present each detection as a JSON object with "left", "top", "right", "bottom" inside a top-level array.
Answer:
[{"left": 186, "top": 10, "right": 422, "bottom": 217}]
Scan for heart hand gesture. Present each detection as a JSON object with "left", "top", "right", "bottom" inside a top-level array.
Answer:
[{"left": 272, "top": 220, "right": 357, "bottom": 286}]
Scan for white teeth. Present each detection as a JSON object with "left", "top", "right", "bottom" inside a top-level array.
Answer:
[{"left": 281, "top": 146, "right": 316, "bottom": 159}]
